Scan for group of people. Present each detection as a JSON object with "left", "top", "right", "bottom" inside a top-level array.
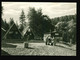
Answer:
[{"left": 46, "top": 34, "right": 56, "bottom": 46}]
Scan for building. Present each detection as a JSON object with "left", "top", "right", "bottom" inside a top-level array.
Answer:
[
  {"left": 22, "top": 26, "right": 34, "bottom": 40},
  {"left": 3, "top": 22, "right": 22, "bottom": 39},
  {"left": 1, "top": 27, "right": 6, "bottom": 39}
]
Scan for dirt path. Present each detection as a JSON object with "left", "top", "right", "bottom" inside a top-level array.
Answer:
[{"left": 1, "top": 43, "right": 76, "bottom": 56}]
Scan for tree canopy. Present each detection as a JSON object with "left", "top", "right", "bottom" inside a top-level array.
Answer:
[
  {"left": 27, "top": 7, "right": 53, "bottom": 38},
  {"left": 19, "top": 10, "right": 26, "bottom": 32},
  {"left": 51, "top": 14, "right": 76, "bottom": 43}
]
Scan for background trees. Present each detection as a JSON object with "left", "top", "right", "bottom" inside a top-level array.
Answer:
[
  {"left": 1, "top": 6, "right": 3, "bottom": 15},
  {"left": 51, "top": 14, "right": 76, "bottom": 44}
]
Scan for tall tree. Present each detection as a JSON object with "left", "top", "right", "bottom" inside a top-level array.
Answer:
[
  {"left": 27, "top": 7, "right": 42, "bottom": 37},
  {"left": 27, "top": 7, "right": 52, "bottom": 39},
  {"left": 19, "top": 10, "right": 26, "bottom": 32}
]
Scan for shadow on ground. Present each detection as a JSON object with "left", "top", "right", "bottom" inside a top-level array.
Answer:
[
  {"left": 27, "top": 47, "right": 34, "bottom": 49},
  {"left": 55, "top": 44, "right": 76, "bottom": 51},
  {"left": 1, "top": 43, "right": 17, "bottom": 48},
  {"left": 1, "top": 49, "right": 10, "bottom": 56}
]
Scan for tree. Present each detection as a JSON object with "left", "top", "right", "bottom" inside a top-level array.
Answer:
[
  {"left": 4, "top": 19, "right": 9, "bottom": 31},
  {"left": 1, "top": 6, "right": 4, "bottom": 27},
  {"left": 27, "top": 7, "right": 42, "bottom": 37},
  {"left": 42, "top": 15, "right": 53, "bottom": 33},
  {"left": 19, "top": 10, "right": 26, "bottom": 32},
  {"left": 9, "top": 18, "right": 14, "bottom": 26},
  {"left": 1, "top": 6, "right": 3, "bottom": 15},
  {"left": 51, "top": 18, "right": 59, "bottom": 25},
  {"left": 27, "top": 7, "right": 52, "bottom": 39},
  {"left": 52, "top": 14, "right": 76, "bottom": 44},
  {"left": 67, "top": 19, "right": 76, "bottom": 44},
  {"left": 1, "top": 19, "right": 5, "bottom": 28}
]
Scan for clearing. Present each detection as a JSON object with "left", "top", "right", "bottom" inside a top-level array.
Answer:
[{"left": 1, "top": 40, "right": 76, "bottom": 56}]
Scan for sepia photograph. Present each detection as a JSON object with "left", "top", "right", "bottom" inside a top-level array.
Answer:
[{"left": 1, "top": 2, "right": 76, "bottom": 56}]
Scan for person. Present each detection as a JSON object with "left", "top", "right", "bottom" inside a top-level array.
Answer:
[
  {"left": 48, "top": 35, "right": 52, "bottom": 44},
  {"left": 46, "top": 34, "right": 54, "bottom": 45}
]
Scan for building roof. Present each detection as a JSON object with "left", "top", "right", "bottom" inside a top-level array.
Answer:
[
  {"left": 21, "top": 26, "right": 29, "bottom": 36},
  {"left": 3, "top": 22, "right": 23, "bottom": 39},
  {"left": 1, "top": 27, "right": 6, "bottom": 32}
]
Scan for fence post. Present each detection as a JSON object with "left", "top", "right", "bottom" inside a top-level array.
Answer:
[
  {"left": 24, "top": 35, "right": 29, "bottom": 48},
  {"left": 69, "top": 39, "right": 72, "bottom": 47}
]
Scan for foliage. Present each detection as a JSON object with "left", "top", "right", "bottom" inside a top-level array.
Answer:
[
  {"left": 1, "top": 6, "right": 4, "bottom": 28},
  {"left": 19, "top": 10, "right": 26, "bottom": 32},
  {"left": 51, "top": 14, "right": 76, "bottom": 43},
  {"left": 1, "top": 6, "right": 3, "bottom": 15},
  {"left": 9, "top": 18, "right": 14, "bottom": 26},
  {"left": 4, "top": 20, "right": 9, "bottom": 31},
  {"left": 27, "top": 7, "right": 53, "bottom": 38}
]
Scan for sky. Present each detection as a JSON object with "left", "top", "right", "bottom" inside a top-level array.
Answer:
[{"left": 2, "top": 2, "right": 76, "bottom": 24}]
